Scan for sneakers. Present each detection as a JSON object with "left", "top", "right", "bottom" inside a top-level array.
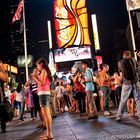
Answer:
[
  {"left": 104, "top": 111, "right": 111, "bottom": 116},
  {"left": 115, "top": 117, "right": 121, "bottom": 122},
  {"left": 137, "top": 118, "right": 140, "bottom": 122}
]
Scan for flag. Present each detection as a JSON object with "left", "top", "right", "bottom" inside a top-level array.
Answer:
[
  {"left": 12, "top": 0, "right": 23, "bottom": 24},
  {"left": 126, "top": 0, "right": 140, "bottom": 11}
]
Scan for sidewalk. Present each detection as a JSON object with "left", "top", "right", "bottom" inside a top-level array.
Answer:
[{"left": 1, "top": 109, "right": 140, "bottom": 140}]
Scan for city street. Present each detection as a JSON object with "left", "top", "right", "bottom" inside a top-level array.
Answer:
[
  {"left": 1, "top": 109, "right": 140, "bottom": 140},
  {"left": 0, "top": 1, "right": 140, "bottom": 140}
]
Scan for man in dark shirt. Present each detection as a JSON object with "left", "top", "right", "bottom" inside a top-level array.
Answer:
[{"left": 115, "top": 51, "right": 140, "bottom": 122}]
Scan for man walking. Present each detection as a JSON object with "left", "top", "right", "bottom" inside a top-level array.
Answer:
[{"left": 115, "top": 51, "right": 140, "bottom": 121}]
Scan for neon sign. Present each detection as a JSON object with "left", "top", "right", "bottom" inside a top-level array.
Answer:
[{"left": 54, "top": 0, "right": 91, "bottom": 48}]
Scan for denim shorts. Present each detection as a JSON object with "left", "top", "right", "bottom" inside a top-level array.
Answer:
[{"left": 39, "top": 95, "right": 50, "bottom": 107}]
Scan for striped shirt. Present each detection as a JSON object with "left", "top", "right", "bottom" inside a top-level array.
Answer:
[{"left": 30, "top": 80, "right": 38, "bottom": 93}]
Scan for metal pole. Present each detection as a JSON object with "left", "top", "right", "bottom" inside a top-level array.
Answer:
[{"left": 23, "top": 0, "right": 29, "bottom": 81}]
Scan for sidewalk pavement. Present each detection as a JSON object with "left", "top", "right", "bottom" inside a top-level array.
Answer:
[{"left": 1, "top": 109, "right": 140, "bottom": 140}]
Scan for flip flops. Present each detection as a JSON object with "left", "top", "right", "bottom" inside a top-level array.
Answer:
[{"left": 40, "top": 136, "right": 53, "bottom": 140}]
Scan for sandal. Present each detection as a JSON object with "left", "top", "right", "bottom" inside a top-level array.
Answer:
[
  {"left": 40, "top": 136, "right": 53, "bottom": 140},
  {"left": 47, "top": 137, "right": 53, "bottom": 140},
  {"left": 40, "top": 134, "right": 47, "bottom": 138}
]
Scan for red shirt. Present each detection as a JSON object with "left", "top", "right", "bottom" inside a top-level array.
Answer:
[{"left": 74, "top": 82, "right": 85, "bottom": 93}]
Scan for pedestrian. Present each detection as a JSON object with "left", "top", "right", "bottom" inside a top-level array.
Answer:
[
  {"left": 15, "top": 83, "right": 25, "bottom": 121},
  {"left": 25, "top": 69, "right": 44, "bottom": 129},
  {"left": 115, "top": 50, "right": 140, "bottom": 121},
  {"left": 0, "top": 61, "right": 10, "bottom": 133},
  {"left": 55, "top": 81, "right": 65, "bottom": 114},
  {"left": 11, "top": 89, "right": 18, "bottom": 117},
  {"left": 100, "top": 64, "right": 111, "bottom": 116},
  {"left": 73, "top": 70, "right": 86, "bottom": 114},
  {"left": 50, "top": 79, "right": 57, "bottom": 118},
  {"left": 0, "top": 96, "right": 13, "bottom": 133},
  {"left": 82, "top": 60, "right": 98, "bottom": 119},
  {"left": 110, "top": 76, "right": 117, "bottom": 108},
  {"left": 113, "top": 72, "right": 122, "bottom": 106},
  {"left": 25, "top": 87, "right": 36, "bottom": 120},
  {"left": 33, "top": 58, "right": 53, "bottom": 139}
]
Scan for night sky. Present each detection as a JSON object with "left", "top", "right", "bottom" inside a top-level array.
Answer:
[
  {"left": 0, "top": 0, "right": 129, "bottom": 71},
  {"left": 88, "top": 0, "right": 129, "bottom": 72}
]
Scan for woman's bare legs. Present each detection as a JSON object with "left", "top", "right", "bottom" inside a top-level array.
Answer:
[{"left": 41, "top": 106, "right": 53, "bottom": 138}]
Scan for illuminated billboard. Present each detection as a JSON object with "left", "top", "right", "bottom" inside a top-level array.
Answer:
[
  {"left": 3, "top": 64, "right": 18, "bottom": 74},
  {"left": 96, "top": 56, "right": 103, "bottom": 72},
  {"left": 54, "top": 46, "right": 91, "bottom": 63},
  {"left": 91, "top": 14, "right": 100, "bottom": 51},
  {"left": 126, "top": 0, "right": 140, "bottom": 11},
  {"left": 54, "top": 0, "right": 91, "bottom": 48},
  {"left": 17, "top": 55, "right": 33, "bottom": 67}
]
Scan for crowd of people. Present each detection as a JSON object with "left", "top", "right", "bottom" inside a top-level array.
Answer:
[{"left": 1, "top": 50, "right": 140, "bottom": 140}]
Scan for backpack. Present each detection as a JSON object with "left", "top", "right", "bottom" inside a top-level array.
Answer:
[{"left": 119, "top": 58, "right": 136, "bottom": 81}]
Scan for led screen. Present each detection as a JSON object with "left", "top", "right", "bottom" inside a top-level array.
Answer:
[
  {"left": 54, "top": 46, "right": 91, "bottom": 63},
  {"left": 17, "top": 55, "right": 33, "bottom": 67}
]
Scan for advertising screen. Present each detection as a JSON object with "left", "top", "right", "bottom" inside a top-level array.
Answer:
[
  {"left": 17, "top": 55, "right": 33, "bottom": 67},
  {"left": 96, "top": 56, "right": 103, "bottom": 72},
  {"left": 54, "top": 0, "right": 91, "bottom": 48},
  {"left": 54, "top": 46, "right": 91, "bottom": 63}
]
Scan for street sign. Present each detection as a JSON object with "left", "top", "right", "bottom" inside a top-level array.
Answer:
[{"left": 126, "top": 0, "right": 140, "bottom": 11}]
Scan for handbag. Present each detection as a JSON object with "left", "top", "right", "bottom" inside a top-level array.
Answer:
[{"left": 0, "top": 71, "right": 9, "bottom": 83}]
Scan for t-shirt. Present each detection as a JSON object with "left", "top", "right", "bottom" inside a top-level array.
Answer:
[
  {"left": 74, "top": 80, "right": 85, "bottom": 93},
  {"left": 100, "top": 71, "right": 110, "bottom": 87},
  {"left": 118, "top": 58, "right": 138, "bottom": 85},
  {"left": 85, "top": 68, "right": 94, "bottom": 91},
  {"left": 38, "top": 76, "right": 51, "bottom": 95},
  {"left": 55, "top": 86, "right": 65, "bottom": 98},
  {"left": 15, "top": 89, "right": 25, "bottom": 102},
  {"left": 30, "top": 80, "right": 38, "bottom": 93}
]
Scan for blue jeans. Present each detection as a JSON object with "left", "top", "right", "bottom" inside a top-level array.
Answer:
[
  {"left": 17, "top": 101, "right": 25, "bottom": 119},
  {"left": 100, "top": 86, "right": 111, "bottom": 111},
  {"left": 117, "top": 84, "right": 140, "bottom": 118}
]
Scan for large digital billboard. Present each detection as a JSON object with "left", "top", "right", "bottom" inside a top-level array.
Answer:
[
  {"left": 17, "top": 55, "right": 33, "bottom": 67},
  {"left": 54, "top": 46, "right": 91, "bottom": 63},
  {"left": 54, "top": 0, "right": 91, "bottom": 48}
]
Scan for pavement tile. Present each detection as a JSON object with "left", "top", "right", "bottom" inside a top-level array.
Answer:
[
  {"left": 2, "top": 109, "right": 140, "bottom": 140},
  {"left": 53, "top": 124, "right": 74, "bottom": 137},
  {"left": 115, "top": 131, "right": 140, "bottom": 140},
  {"left": 53, "top": 135, "right": 77, "bottom": 140},
  {"left": 75, "top": 131, "right": 119, "bottom": 140},
  {"left": 104, "top": 121, "right": 140, "bottom": 135}
]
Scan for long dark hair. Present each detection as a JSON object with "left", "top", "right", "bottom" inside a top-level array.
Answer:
[
  {"left": 16, "top": 83, "right": 22, "bottom": 93},
  {"left": 36, "top": 58, "right": 52, "bottom": 82}
]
